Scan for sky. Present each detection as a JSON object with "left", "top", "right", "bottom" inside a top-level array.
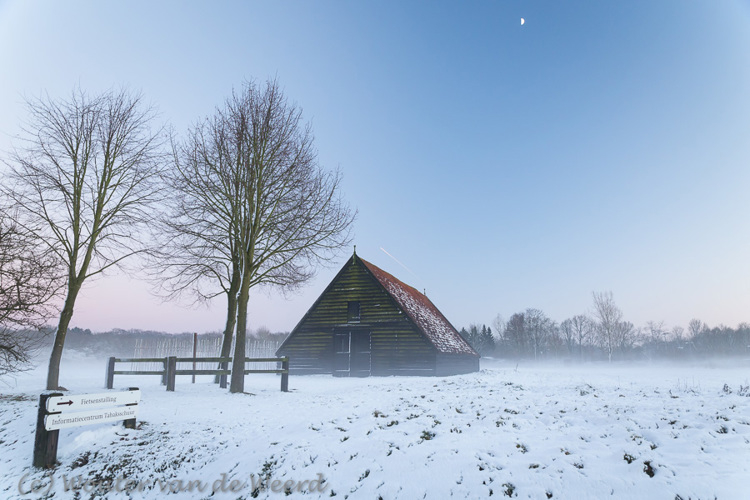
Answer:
[{"left": 1, "top": 0, "right": 749, "bottom": 335}]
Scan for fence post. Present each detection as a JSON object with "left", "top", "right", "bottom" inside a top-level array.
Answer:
[
  {"left": 123, "top": 387, "right": 138, "bottom": 429},
  {"left": 33, "top": 393, "right": 62, "bottom": 468},
  {"left": 192, "top": 332, "right": 197, "bottom": 384},
  {"left": 106, "top": 357, "right": 116, "bottom": 389},
  {"left": 166, "top": 356, "right": 177, "bottom": 392},
  {"left": 219, "top": 367, "right": 227, "bottom": 389},
  {"left": 281, "top": 357, "right": 289, "bottom": 392},
  {"left": 161, "top": 357, "right": 168, "bottom": 386}
]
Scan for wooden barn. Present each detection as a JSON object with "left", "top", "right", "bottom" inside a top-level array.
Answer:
[{"left": 276, "top": 251, "right": 479, "bottom": 376}]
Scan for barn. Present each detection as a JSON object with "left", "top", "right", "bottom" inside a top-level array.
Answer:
[{"left": 276, "top": 251, "right": 479, "bottom": 376}]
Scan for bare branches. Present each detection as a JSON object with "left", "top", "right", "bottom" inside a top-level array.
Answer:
[
  {"left": 5, "top": 88, "right": 164, "bottom": 280},
  {"left": 149, "top": 117, "right": 244, "bottom": 304},
  {"left": 592, "top": 291, "right": 629, "bottom": 362},
  {"left": 0, "top": 208, "right": 62, "bottom": 375},
  {"left": 2, "top": 87, "right": 165, "bottom": 388},
  {"left": 158, "top": 78, "right": 354, "bottom": 299}
]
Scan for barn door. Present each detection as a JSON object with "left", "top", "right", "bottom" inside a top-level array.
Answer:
[
  {"left": 333, "top": 331, "right": 350, "bottom": 377},
  {"left": 332, "top": 329, "right": 371, "bottom": 377},
  {"left": 350, "top": 331, "right": 371, "bottom": 377}
]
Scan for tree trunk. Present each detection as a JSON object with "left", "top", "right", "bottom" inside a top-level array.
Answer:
[
  {"left": 579, "top": 335, "right": 583, "bottom": 361},
  {"left": 46, "top": 283, "right": 80, "bottom": 390},
  {"left": 215, "top": 273, "right": 240, "bottom": 384},
  {"left": 230, "top": 276, "right": 251, "bottom": 393}
]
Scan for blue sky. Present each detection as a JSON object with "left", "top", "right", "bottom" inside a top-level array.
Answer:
[{"left": 1, "top": 0, "right": 749, "bottom": 334}]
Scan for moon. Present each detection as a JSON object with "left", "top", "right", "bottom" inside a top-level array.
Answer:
[{"left": 521, "top": 18, "right": 525, "bottom": 25}]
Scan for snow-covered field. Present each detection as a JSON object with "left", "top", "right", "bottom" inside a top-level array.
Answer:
[{"left": 1, "top": 352, "right": 749, "bottom": 499}]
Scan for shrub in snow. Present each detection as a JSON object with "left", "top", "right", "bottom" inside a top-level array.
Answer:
[
  {"left": 642, "top": 460, "right": 655, "bottom": 478},
  {"left": 420, "top": 430, "right": 435, "bottom": 441}
]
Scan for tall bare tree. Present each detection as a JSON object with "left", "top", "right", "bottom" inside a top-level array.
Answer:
[
  {"left": 152, "top": 116, "right": 244, "bottom": 381},
  {"left": 671, "top": 326, "right": 685, "bottom": 342},
  {"left": 615, "top": 320, "right": 636, "bottom": 352},
  {"left": 569, "top": 314, "right": 591, "bottom": 359},
  {"left": 560, "top": 318, "right": 576, "bottom": 355},
  {"left": 688, "top": 318, "right": 706, "bottom": 339},
  {"left": 161, "top": 79, "right": 354, "bottom": 393},
  {"left": 229, "top": 80, "right": 355, "bottom": 393},
  {"left": 0, "top": 209, "right": 61, "bottom": 375},
  {"left": 525, "top": 308, "right": 554, "bottom": 360},
  {"left": 592, "top": 291, "right": 623, "bottom": 362},
  {"left": 645, "top": 320, "right": 667, "bottom": 344},
  {"left": 3, "top": 88, "right": 164, "bottom": 389},
  {"left": 503, "top": 312, "right": 527, "bottom": 356}
]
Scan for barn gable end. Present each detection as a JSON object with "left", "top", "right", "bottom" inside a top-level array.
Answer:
[{"left": 276, "top": 252, "right": 479, "bottom": 376}]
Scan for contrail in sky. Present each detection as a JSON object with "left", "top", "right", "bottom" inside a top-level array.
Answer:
[{"left": 380, "top": 247, "right": 420, "bottom": 280}]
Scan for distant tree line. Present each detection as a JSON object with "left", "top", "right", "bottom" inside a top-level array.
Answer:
[
  {"left": 461, "top": 292, "right": 750, "bottom": 361},
  {"left": 23, "top": 326, "right": 289, "bottom": 358}
]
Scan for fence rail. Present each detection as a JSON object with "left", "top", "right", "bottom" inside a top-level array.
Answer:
[
  {"left": 106, "top": 356, "right": 289, "bottom": 392},
  {"left": 132, "top": 337, "right": 282, "bottom": 371}
]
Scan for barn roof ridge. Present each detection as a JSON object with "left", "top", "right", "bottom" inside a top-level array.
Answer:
[{"left": 358, "top": 258, "right": 478, "bottom": 357}]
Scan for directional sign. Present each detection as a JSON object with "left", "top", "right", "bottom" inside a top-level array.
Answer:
[
  {"left": 46, "top": 390, "right": 140, "bottom": 412},
  {"left": 45, "top": 406, "right": 139, "bottom": 431},
  {"left": 34, "top": 388, "right": 141, "bottom": 468}
]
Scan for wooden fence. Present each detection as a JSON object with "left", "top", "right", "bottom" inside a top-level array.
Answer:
[
  {"left": 131, "top": 336, "right": 283, "bottom": 371},
  {"left": 105, "top": 356, "right": 289, "bottom": 392}
]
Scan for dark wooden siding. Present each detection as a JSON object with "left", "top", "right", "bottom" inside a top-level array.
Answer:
[
  {"left": 370, "top": 325, "right": 436, "bottom": 376},
  {"left": 278, "top": 258, "right": 436, "bottom": 375},
  {"left": 435, "top": 353, "right": 480, "bottom": 376}
]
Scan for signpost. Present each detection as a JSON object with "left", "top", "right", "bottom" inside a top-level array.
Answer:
[{"left": 33, "top": 388, "right": 140, "bottom": 468}]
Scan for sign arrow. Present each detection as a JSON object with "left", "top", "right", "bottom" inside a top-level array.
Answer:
[{"left": 46, "top": 390, "right": 140, "bottom": 412}]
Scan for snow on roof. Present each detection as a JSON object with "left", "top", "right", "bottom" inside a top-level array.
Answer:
[{"left": 361, "top": 258, "right": 478, "bottom": 356}]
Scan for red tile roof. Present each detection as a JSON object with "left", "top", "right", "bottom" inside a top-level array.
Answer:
[{"left": 360, "top": 258, "right": 478, "bottom": 356}]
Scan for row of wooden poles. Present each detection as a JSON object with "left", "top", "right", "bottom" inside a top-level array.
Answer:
[{"left": 105, "top": 356, "right": 290, "bottom": 392}]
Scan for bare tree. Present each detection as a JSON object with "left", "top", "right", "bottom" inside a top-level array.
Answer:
[
  {"left": 688, "top": 318, "right": 706, "bottom": 339},
  {"left": 3, "top": 88, "right": 164, "bottom": 389},
  {"left": 645, "top": 320, "right": 667, "bottom": 344},
  {"left": 152, "top": 114, "right": 245, "bottom": 381},
  {"left": 525, "top": 308, "right": 554, "bottom": 360},
  {"left": 492, "top": 314, "right": 505, "bottom": 339},
  {"left": 570, "top": 314, "right": 591, "bottom": 359},
  {"left": 615, "top": 320, "right": 636, "bottom": 352},
  {"left": 0, "top": 209, "right": 61, "bottom": 375},
  {"left": 161, "top": 79, "right": 354, "bottom": 393},
  {"left": 560, "top": 319, "right": 576, "bottom": 355},
  {"left": 591, "top": 291, "right": 622, "bottom": 362},
  {"left": 503, "top": 312, "right": 527, "bottom": 357},
  {"left": 491, "top": 314, "right": 506, "bottom": 356},
  {"left": 671, "top": 326, "right": 685, "bottom": 342},
  {"left": 229, "top": 80, "right": 354, "bottom": 392}
]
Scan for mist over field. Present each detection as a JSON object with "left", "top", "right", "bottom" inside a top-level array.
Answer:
[{"left": 2, "top": 347, "right": 749, "bottom": 499}]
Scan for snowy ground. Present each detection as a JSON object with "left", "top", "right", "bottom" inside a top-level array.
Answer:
[{"left": 1, "top": 352, "right": 749, "bottom": 499}]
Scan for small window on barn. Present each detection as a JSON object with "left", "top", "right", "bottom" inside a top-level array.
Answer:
[{"left": 347, "top": 301, "right": 361, "bottom": 323}]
